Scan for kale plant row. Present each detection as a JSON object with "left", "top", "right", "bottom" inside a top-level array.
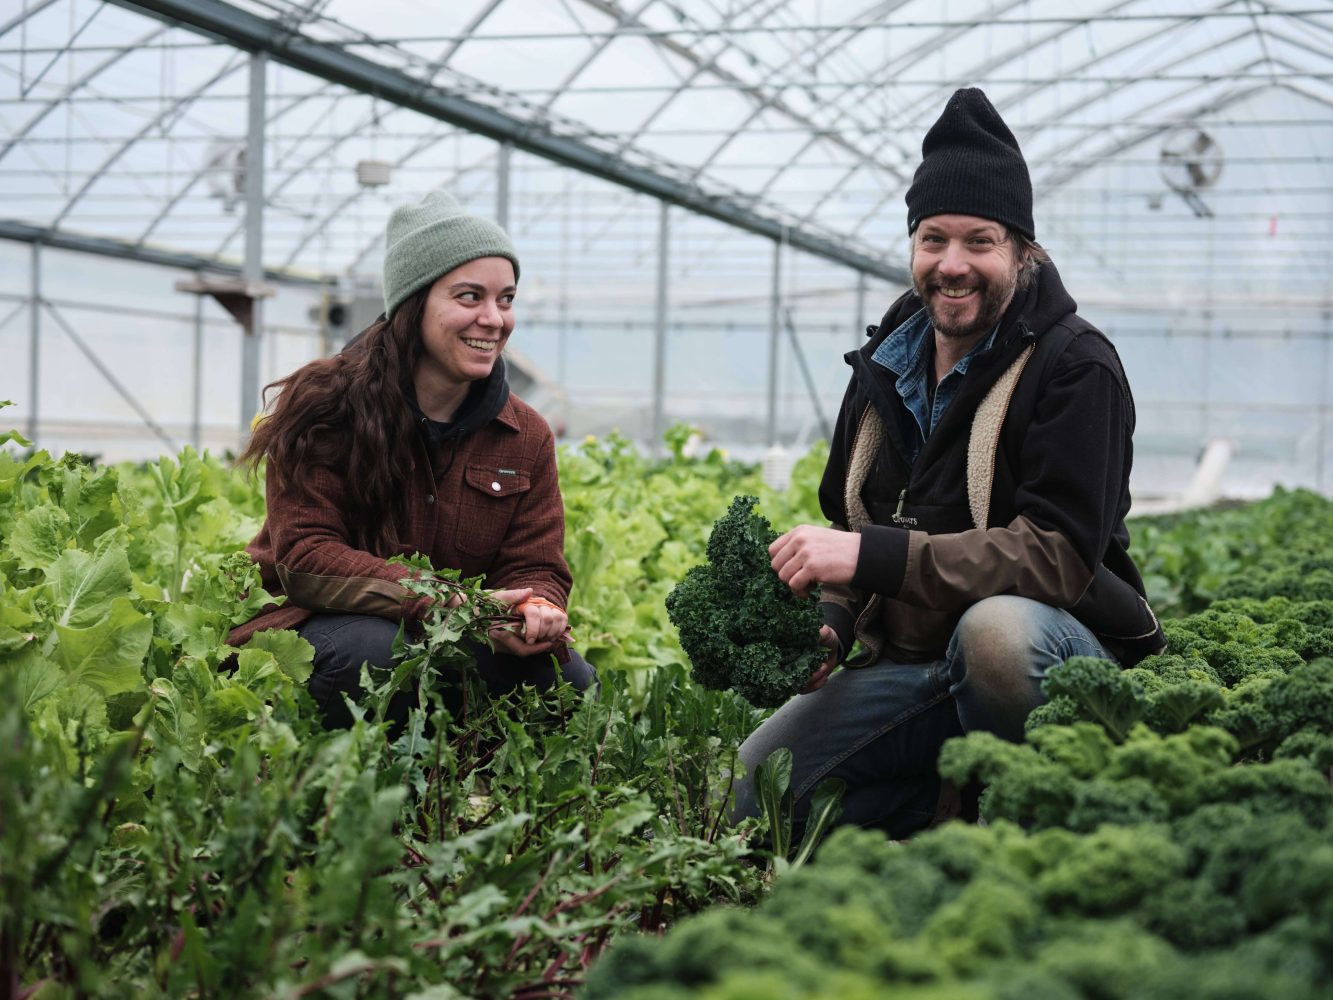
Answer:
[{"left": 586, "top": 488, "right": 1333, "bottom": 1000}]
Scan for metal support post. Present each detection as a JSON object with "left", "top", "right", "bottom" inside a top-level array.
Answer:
[
  {"left": 240, "top": 51, "right": 266, "bottom": 438},
  {"left": 1200, "top": 225, "right": 1215, "bottom": 442},
  {"left": 496, "top": 142, "right": 511, "bottom": 230},
  {"left": 781, "top": 309, "right": 831, "bottom": 441},
  {"left": 651, "top": 201, "right": 669, "bottom": 456},
  {"left": 192, "top": 282, "right": 204, "bottom": 449},
  {"left": 1320, "top": 237, "right": 1332, "bottom": 494},
  {"left": 766, "top": 238, "right": 782, "bottom": 445},
  {"left": 44, "top": 301, "right": 177, "bottom": 452},
  {"left": 557, "top": 181, "right": 570, "bottom": 390},
  {"left": 1318, "top": 309, "right": 1330, "bottom": 494},
  {"left": 27, "top": 242, "right": 40, "bottom": 442}
]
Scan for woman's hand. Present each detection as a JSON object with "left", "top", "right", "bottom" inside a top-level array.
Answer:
[{"left": 488, "top": 588, "right": 569, "bottom": 657}]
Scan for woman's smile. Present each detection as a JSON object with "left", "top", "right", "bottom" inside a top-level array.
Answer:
[{"left": 414, "top": 256, "right": 517, "bottom": 421}]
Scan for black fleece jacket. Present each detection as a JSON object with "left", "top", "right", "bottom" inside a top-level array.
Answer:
[{"left": 819, "top": 260, "right": 1165, "bottom": 667}]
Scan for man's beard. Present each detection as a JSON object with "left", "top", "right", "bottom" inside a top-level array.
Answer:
[{"left": 913, "top": 268, "right": 1017, "bottom": 340}]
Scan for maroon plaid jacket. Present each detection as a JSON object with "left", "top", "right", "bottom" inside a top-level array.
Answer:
[{"left": 228, "top": 393, "right": 570, "bottom": 647}]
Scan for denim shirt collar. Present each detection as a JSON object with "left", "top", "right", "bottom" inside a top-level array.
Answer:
[
  {"left": 868, "top": 306, "right": 999, "bottom": 458},
  {"left": 871, "top": 307, "right": 931, "bottom": 383},
  {"left": 871, "top": 307, "right": 998, "bottom": 379}
]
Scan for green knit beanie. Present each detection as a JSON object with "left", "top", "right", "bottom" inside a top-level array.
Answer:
[{"left": 382, "top": 189, "right": 520, "bottom": 318}]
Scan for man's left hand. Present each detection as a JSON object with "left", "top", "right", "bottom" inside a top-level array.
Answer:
[
  {"left": 769, "top": 525, "right": 859, "bottom": 598},
  {"left": 801, "top": 625, "right": 840, "bottom": 694}
]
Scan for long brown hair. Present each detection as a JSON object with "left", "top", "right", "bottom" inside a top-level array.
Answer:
[{"left": 239, "top": 287, "right": 429, "bottom": 553}]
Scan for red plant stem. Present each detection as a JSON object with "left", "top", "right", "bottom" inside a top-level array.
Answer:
[
  {"left": 707, "top": 750, "right": 739, "bottom": 845},
  {"left": 544, "top": 873, "right": 627, "bottom": 919},
  {"left": 541, "top": 948, "right": 569, "bottom": 983},
  {"left": 290, "top": 960, "right": 384, "bottom": 997},
  {"left": 509, "top": 988, "right": 578, "bottom": 1000},
  {"left": 649, "top": 886, "right": 667, "bottom": 931},
  {"left": 18, "top": 978, "right": 54, "bottom": 1000},
  {"left": 538, "top": 930, "right": 598, "bottom": 984},
  {"left": 433, "top": 723, "right": 446, "bottom": 841},
  {"left": 516, "top": 797, "right": 584, "bottom": 856},
  {"left": 511, "top": 850, "right": 562, "bottom": 922},
  {"left": 663, "top": 733, "right": 689, "bottom": 833},
  {"left": 589, "top": 713, "right": 613, "bottom": 786}
]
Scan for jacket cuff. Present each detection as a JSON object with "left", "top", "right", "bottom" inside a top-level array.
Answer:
[
  {"left": 852, "top": 524, "right": 910, "bottom": 596},
  {"left": 819, "top": 601, "right": 855, "bottom": 664},
  {"left": 401, "top": 595, "right": 435, "bottom": 621}
]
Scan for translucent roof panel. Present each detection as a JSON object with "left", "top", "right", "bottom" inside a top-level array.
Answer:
[{"left": 0, "top": 0, "right": 1329, "bottom": 303}]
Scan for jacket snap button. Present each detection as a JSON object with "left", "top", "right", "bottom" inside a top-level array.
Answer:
[
  {"left": 491, "top": 481, "right": 502, "bottom": 492},
  {"left": 425, "top": 494, "right": 434, "bottom": 504}
]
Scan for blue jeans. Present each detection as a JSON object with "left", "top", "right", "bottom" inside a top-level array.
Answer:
[
  {"left": 297, "top": 613, "right": 597, "bottom": 731},
  {"left": 732, "top": 595, "right": 1114, "bottom": 840}
]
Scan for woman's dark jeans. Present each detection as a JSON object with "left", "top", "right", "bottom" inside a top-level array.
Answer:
[{"left": 296, "top": 613, "right": 597, "bottom": 730}]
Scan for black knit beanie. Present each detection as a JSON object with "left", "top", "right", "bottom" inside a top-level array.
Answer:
[{"left": 905, "top": 88, "right": 1034, "bottom": 240}]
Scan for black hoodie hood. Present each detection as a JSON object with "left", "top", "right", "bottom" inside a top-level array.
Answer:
[{"left": 408, "top": 356, "right": 510, "bottom": 448}]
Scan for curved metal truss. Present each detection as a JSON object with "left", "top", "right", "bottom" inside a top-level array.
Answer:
[{"left": 1, "top": 0, "right": 1329, "bottom": 295}]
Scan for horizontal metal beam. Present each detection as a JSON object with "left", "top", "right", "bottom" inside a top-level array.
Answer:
[
  {"left": 107, "top": 0, "right": 905, "bottom": 284},
  {"left": 0, "top": 219, "right": 329, "bottom": 287},
  {"left": 283, "top": 10, "right": 1333, "bottom": 40}
]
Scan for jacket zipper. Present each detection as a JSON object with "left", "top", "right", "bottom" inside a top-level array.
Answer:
[{"left": 891, "top": 487, "right": 908, "bottom": 525}]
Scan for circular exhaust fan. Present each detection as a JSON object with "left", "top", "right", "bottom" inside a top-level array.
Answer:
[{"left": 1160, "top": 128, "right": 1223, "bottom": 193}]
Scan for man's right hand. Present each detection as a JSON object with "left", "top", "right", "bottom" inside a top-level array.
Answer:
[
  {"left": 801, "top": 625, "right": 840, "bottom": 694},
  {"left": 770, "top": 524, "right": 859, "bottom": 598}
]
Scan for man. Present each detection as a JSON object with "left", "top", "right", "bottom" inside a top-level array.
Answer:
[{"left": 734, "top": 88, "right": 1165, "bottom": 840}]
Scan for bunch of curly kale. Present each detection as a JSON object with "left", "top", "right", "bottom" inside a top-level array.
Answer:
[{"left": 666, "top": 495, "right": 825, "bottom": 708}]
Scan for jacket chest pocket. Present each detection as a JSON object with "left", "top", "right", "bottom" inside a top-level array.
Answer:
[{"left": 455, "top": 463, "right": 531, "bottom": 558}]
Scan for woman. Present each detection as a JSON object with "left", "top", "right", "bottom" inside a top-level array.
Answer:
[{"left": 229, "top": 189, "right": 595, "bottom": 728}]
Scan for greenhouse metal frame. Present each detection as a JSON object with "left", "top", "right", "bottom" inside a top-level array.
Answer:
[{"left": 1, "top": 0, "right": 1330, "bottom": 494}]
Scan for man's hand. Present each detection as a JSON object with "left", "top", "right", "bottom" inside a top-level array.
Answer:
[
  {"left": 769, "top": 524, "right": 859, "bottom": 598},
  {"left": 488, "top": 588, "right": 568, "bottom": 657},
  {"left": 801, "top": 624, "right": 840, "bottom": 694}
]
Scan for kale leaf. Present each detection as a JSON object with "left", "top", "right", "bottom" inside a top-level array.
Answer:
[{"left": 665, "top": 495, "right": 825, "bottom": 708}]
